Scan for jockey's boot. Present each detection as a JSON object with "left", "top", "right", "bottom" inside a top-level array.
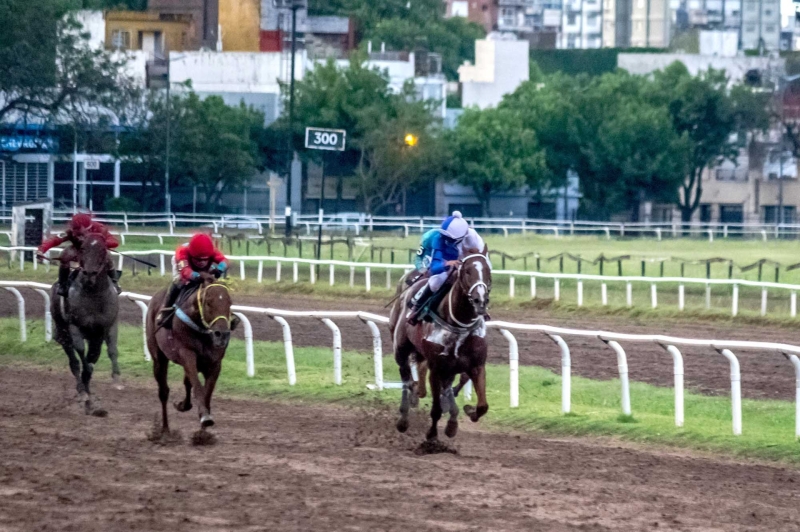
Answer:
[
  {"left": 57, "top": 265, "right": 70, "bottom": 297},
  {"left": 407, "top": 285, "right": 433, "bottom": 325},
  {"left": 108, "top": 270, "right": 122, "bottom": 294},
  {"left": 157, "top": 283, "right": 182, "bottom": 329}
]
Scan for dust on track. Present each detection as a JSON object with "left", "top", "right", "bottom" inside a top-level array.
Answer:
[
  {"left": 1, "top": 365, "right": 800, "bottom": 531},
  {"left": 6, "top": 284, "right": 800, "bottom": 401}
]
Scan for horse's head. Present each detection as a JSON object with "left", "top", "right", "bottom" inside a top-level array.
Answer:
[
  {"left": 457, "top": 249, "right": 492, "bottom": 317},
  {"left": 78, "top": 233, "right": 110, "bottom": 289},
  {"left": 196, "top": 275, "right": 239, "bottom": 348}
]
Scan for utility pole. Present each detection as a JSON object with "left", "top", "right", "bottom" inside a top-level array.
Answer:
[
  {"left": 285, "top": 0, "right": 304, "bottom": 237},
  {"left": 165, "top": 61, "right": 172, "bottom": 214}
]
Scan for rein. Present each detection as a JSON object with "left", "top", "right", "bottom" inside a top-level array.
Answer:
[{"left": 175, "top": 283, "right": 231, "bottom": 334}]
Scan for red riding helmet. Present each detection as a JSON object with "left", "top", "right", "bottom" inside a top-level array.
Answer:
[
  {"left": 188, "top": 234, "right": 215, "bottom": 258},
  {"left": 70, "top": 213, "right": 93, "bottom": 230}
]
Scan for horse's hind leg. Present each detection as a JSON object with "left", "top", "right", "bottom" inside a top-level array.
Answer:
[
  {"left": 105, "top": 322, "right": 123, "bottom": 390},
  {"left": 394, "top": 342, "right": 414, "bottom": 433},
  {"left": 464, "top": 365, "right": 489, "bottom": 423},
  {"left": 153, "top": 350, "right": 170, "bottom": 432},
  {"left": 178, "top": 349, "right": 211, "bottom": 429},
  {"left": 453, "top": 372, "right": 470, "bottom": 397},
  {"left": 173, "top": 375, "right": 193, "bottom": 412},
  {"left": 60, "top": 331, "right": 83, "bottom": 396}
]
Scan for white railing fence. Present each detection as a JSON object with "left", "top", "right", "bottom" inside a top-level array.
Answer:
[
  {"left": 3, "top": 280, "right": 800, "bottom": 440},
  {"left": 4, "top": 247, "right": 798, "bottom": 318}
]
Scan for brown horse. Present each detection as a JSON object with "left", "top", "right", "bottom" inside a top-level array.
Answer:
[
  {"left": 51, "top": 233, "right": 120, "bottom": 416},
  {"left": 145, "top": 273, "right": 239, "bottom": 436},
  {"left": 388, "top": 251, "right": 492, "bottom": 441}
]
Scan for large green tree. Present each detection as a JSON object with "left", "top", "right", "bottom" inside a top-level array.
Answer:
[
  {"left": 120, "top": 92, "right": 264, "bottom": 211},
  {"left": 0, "top": 1, "right": 139, "bottom": 126},
  {"left": 648, "top": 63, "right": 769, "bottom": 222},
  {"left": 266, "top": 58, "right": 444, "bottom": 214},
  {"left": 446, "top": 107, "right": 546, "bottom": 216}
]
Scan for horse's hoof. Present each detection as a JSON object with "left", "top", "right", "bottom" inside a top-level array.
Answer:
[
  {"left": 91, "top": 407, "right": 108, "bottom": 418},
  {"left": 396, "top": 417, "right": 409, "bottom": 433},
  {"left": 174, "top": 401, "right": 192, "bottom": 412},
  {"left": 445, "top": 419, "right": 458, "bottom": 438},
  {"left": 112, "top": 375, "right": 124, "bottom": 391},
  {"left": 200, "top": 414, "right": 215, "bottom": 428}
]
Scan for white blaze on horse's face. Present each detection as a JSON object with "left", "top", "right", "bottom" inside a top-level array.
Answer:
[{"left": 473, "top": 261, "right": 486, "bottom": 304}]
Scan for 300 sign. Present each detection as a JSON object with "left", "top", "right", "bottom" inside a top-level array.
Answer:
[{"left": 305, "top": 127, "right": 346, "bottom": 151}]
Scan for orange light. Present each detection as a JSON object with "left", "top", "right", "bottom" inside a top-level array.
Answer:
[{"left": 404, "top": 133, "right": 418, "bottom": 147}]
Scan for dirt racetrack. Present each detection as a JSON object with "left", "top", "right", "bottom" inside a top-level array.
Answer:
[
  {"left": 1, "top": 365, "right": 800, "bottom": 532},
  {"left": 4, "top": 287, "right": 800, "bottom": 401}
]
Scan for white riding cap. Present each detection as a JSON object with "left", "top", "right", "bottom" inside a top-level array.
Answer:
[{"left": 440, "top": 211, "right": 469, "bottom": 241}]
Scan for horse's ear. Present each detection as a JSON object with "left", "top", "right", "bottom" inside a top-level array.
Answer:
[
  {"left": 482, "top": 244, "right": 489, "bottom": 255},
  {"left": 230, "top": 315, "right": 241, "bottom": 331}
]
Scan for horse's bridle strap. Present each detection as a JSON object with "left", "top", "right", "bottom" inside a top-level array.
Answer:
[{"left": 195, "top": 283, "right": 231, "bottom": 331}]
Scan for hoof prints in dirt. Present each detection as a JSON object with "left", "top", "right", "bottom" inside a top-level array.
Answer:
[
  {"left": 191, "top": 430, "right": 218, "bottom": 446},
  {"left": 414, "top": 440, "right": 458, "bottom": 456},
  {"left": 147, "top": 417, "right": 184, "bottom": 445}
]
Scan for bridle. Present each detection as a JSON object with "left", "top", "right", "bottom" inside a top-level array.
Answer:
[
  {"left": 175, "top": 282, "right": 231, "bottom": 334},
  {"left": 447, "top": 253, "right": 491, "bottom": 329}
]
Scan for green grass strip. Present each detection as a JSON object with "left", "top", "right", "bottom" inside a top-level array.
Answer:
[{"left": 2, "top": 318, "right": 800, "bottom": 462}]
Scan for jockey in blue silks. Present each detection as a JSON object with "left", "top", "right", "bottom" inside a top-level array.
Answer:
[{"left": 407, "top": 211, "right": 485, "bottom": 325}]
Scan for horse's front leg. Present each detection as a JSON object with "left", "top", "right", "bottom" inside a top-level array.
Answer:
[
  {"left": 69, "top": 325, "right": 88, "bottom": 399},
  {"left": 173, "top": 375, "right": 193, "bottom": 412},
  {"left": 453, "top": 372, "right": 470, "bottom": 397},
  {"left": 83, "top": 336, "right": 107, "bottom": 417},
  {"left": 394, "top": 343, "right": 414, "bottom": 433},
  {"left": 200, "top": 362, "right": 222, "bottom": 426},
  {"left": 464, "top": 364, "right": 489, "bottom": 422},
  {"left": 443, "top": 379, "right": 459, "bottom": 438},
  {"left": 105, "top": 321, "right": 123, "bottom": 389},
  {"left": 178, "top": 349, "right": 211, "bottom": 428},
  {"left": 426, "top": 371, "right": 443, "bottom": 441}
]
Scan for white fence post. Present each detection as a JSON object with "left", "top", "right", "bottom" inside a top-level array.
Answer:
[
  {"left": 159, "top": 254, "right": 165, "bottom": 276},
  {"left": 626, "top": 282, "right": 632, "bottom": 307},
  {"left": 320, "top": 318, "right": 342, "bottom": 385},
  {"left": 232, "top": 312, "right": 254, "bottom": 377},
  {"left": 786, "top": 354, "right": 800, "bottom": 439},
  {"left": 604, "top": 339, "right": 631, "bottom": 416},
  {"left": 732, "top": 284, "right": 739, "bottom": 317},
  {"left": 363, "top": 319, "right": 384, "bottom": 391},
  {"left": 292, "top": 261, "right": 298, "bottom": 283},
  {"left": 509, "top": 276, "right": 515, "bottom": 299},
  {"left": 365, "top": 267, "right": 371, "bottom": 292},
  {"left": 705, "top": 284, "right": 711, "bottom": 310},
  {"left": 310, "top": 264, "right": 316, "bottom": 284},
  {"left": 761, "top": 288, "right": 768, "bottom": 316},
  {"left": 349, "top": 266, "right": 355, "bottom": 288},
  {"left": 498, "top": 329, "right": 519, "bottom": 408},
  {"left": 530, "top": 276, "right": 536, "bottom": 299},
  {"left": 272, "top": 316, "right": 296, "bottom": 385},
  {"left": 554, "top": 279, "right": 560, "bottom": 302},
  {"left": 716, "top": 348, "right": 742, "bottom": 436},
  {"left": 651, "top": 284, "right": 657, "bottom": 309},
  {"left": 257, "top": 261, "right": 263, "bottom": 283},
  {"left": 601, "top": 283, "right": 608, "bottom": 306},
  {"left": 4, "top": 287, "right": 26, "bottom": 342},
  {"left": 239, "top": 260, "right": 245, "bottom": 281},
  {"left": 793, "top": 291, "right": 797, "bottom": 318},
  {"left": 276, "top": 261, "right": 282, "bottom": 282},
  {"left": 663, "top": 345, "right": 685, "bottom": 428},
  {"left": 577, "top": 281, "right": 583, "bottom": 307},
  {"left": 548, "top": 334, "right": 571, "bottom": 414},
  {"left": 386, "top": 269, "right": 391, "bottom": 290},
  {"left": 329, "top": 264, "right": 335, "bottom": 286},
  {"left": 132, "top": 300, "right": 150, "bottom": 361},
  {"left": 34, "top": 288, "right": 52, "bottom": 342},
  {"left": 678, "top": 284, "right": 685, "bottom": 311}
]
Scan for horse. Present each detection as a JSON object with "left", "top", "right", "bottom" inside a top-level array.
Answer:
[
  {"left": 51, "top": 233, "right": 121, "bottom": 416},
  {"left": 388, "top": 250, "right": 492, "bottom": 441},
  {"left": 145, "top": 273, "right": 240, "bottom": 437}
]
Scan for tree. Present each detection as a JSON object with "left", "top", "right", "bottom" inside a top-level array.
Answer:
[
  {"left": 648, "top": 63, "right": 769, "bottom": 222},
  {"left": 120, "top": 92, "right": 264, "bottom": 212},
  {"left": 0, "top": 2, "right": 139, "bottom": 126},
  {"left": 265, "top": 58, "right": 444, "bottom": 214},
  {"left": 446, "top": 107, "right": 546, "bottom": 216}
]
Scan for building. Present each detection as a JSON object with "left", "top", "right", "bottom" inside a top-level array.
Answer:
[
  {"left": 618, "top": 52, "right": 785, "bottom": 85},
  {"left": 445, "top": 0, "right": 498, "bottom": 33},
  {"left": 104, "top": 11, "right": 194, "bottom": 58},
  {"left": 561, "top": 0, "right": 602, "bottom": 48},
  {"left": 259, "top": 0, "right": 354, "bottom": 58},
  {"left": 604, "top": 0, "right": 672, "bottom": 48},
  {"left": 458, "top": 36, "right": 530, "bottom": 109},
  {"left": 740, "top": 0, "right": 781, "bottom": 51}
]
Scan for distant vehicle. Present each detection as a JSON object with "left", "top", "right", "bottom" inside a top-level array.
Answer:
[
  {"left": 206, "top": 215, "right": 263, "bottom": 230},
  {"left": 321, "top": 212, "right": 366, "bottom": 232}
]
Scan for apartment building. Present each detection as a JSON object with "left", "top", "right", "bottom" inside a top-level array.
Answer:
[
  {"left": 560, "top": 0, "right": 603, "bottom": 48},
  {"left": 740, "top": 0, "right": 781, "bottom": 51}
]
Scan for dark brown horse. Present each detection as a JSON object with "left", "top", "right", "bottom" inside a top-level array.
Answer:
[
  {"left": 388, "top": 251, "right": 492, "bottom": 441},
  {"left": 145, "top": 274, "right": 239, "bottom": 436},
  {"left": 51, "top": 233, "right": 120, "bottom": 416}
]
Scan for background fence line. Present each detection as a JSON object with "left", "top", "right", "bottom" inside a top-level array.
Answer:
[{"left": 3, "top": 280, "right": 800, "bottom": 440}]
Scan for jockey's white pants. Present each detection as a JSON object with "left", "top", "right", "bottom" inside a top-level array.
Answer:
[{"left": 427, "top": 271, "right": 448, "bottom": 292}]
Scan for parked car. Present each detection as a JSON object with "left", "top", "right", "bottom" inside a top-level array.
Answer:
[
  {"left": 205, "top": 215, "right": 264, "bottom": 231},
  {"left": 321, "top": 212, "right": 366, "bottom": 232}
]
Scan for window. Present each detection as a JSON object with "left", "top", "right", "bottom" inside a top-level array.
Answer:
[
  {"left": 567, "top": 12, "right": 577, "bottom": 24},
  {"left": 745, "top": 24, "right": 755, "bottom": 33},
  {"left": 764, "top": 9, "right": 772, "bottom": 15},
  {"left": 111, "top": 30, "right": 131, "bottom": 50},
  {"left": 501, "top": 7, "right": 516, "bottom": 27},
  {"left": 528, "top": 201, "right": 556, "bottom": 220},
  {"left": 567, "top": 34, "right": 577, "bottom": 48},
  {"left": 765, "top": 24, "right": 776, "bottom": 33},
  {"left": 719, "top": 204, "right": 744, "bottom": 224},
  {"left": 700, "top": 204, "right": 712, "bottom": 223},
  {"left": 763, "top": 206, "right": 796, "bottom": 224},
  {"left": 746, "top": 2, "right": 755, "bottom": 10}
]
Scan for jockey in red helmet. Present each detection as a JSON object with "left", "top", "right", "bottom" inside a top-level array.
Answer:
[
  {"left": 38, "top": 213, "right": 120, "bottom": 296},
  {"left": 157, "top": 233, "right": 228, "bottom": 328}
]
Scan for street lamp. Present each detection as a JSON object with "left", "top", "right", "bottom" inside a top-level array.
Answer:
[
  {"left": 404, "top": 133, "right": 418, "bottom": 147},
  {"left": 285, "top": 0, "right": 306, "bottom": 237}
]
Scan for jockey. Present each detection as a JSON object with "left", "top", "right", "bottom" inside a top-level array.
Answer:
[
  {"left": 407, "top": 211, "right": 485, "bottom": 325},
  {"left": 38, "top": 213, "right": 119, "bottom": 296},
  {"left": 157, "top": 233, "right": 228, "bottom": 328}
]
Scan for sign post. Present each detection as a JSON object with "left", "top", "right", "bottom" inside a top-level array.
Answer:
[{"left": 305, "top": 127, "right": 346, "bottom": 266}]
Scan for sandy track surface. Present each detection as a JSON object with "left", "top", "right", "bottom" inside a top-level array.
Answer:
[{"left": 1, "top": 366, "right": 799, "bottom": 531}]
